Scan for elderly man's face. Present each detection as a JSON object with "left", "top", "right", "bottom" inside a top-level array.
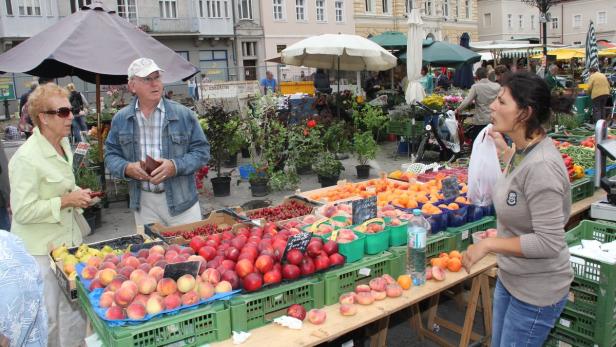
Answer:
[
  {"left": 130, "top": 71, "right": 163, "bottom": 104},
  {"left": 266, "top": 72, "right": 273, "bottom": 80}
]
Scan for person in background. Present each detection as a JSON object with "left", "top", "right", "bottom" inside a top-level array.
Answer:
[
  {"left": 105, "top": 58, "right": 210, "bottom": 226},
  {"left": 434, "top": 69, "right": 451, "bottom": 90},
  {"left": 313, "top": 69, "right": 332, "bottom": 94},
  {"left": 66, "top": 83, "right": 88, "bottom": 143},
  {"left": 0, "top": 230, "right": 47, "bottom": 347},
  {"left": 18, "top": 82, "right": 37, "bottom": 139},
  {"left": 494, "top": 65, "right": 512, "bottom": 85},
  {"left": 587, "top": 66, "right": 611, "bottom": 123},
  {"left": 455, "top": 67, "right": 500, "bottom": 142},
  {"left": 9, "top": 83, "right": 91, "bottom": 347},
  {"left": 165, "top": 90, "right": 174, "bottom": 100},
  {"left": 0, "top": 140, "right": 10, "bottom": 231},
  {"left": 365, "top": 71, "right": 382, "bottom": 100},
  {"left": 419, "top": 66, "right": 434, "bottom": 95},
  {"left": 544, "top": 65, "right": 563, "bottom": 91},
  {"left": 487, "top": 65, "right": 496, "bottom": 82},
  {"left": 463, "top": 72, "right": 572, "bottom": 346},
  {"left": 260, "top": 71, "right": 278, "bottom": 94}
]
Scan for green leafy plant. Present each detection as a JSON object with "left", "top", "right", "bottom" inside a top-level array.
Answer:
[
  {"left": 352, "top": 103, "right": 388, "bottom": 138},
  {"left": 312, "top": 151, "right": 344, "bottom": 178},
  {"left": 322, "top": 120, "right": 352, "bottom": 153},
  {"left": 287, "top": 123, "right": 324, "bottom": 170},
  {"left": 353, "top": 131, "right": 378, "bottom": 166},
  {"left": 75, "top": 167, "right": 101, "bottom": 191},
  {"left": 268, "top": 169, "right": 300, "bottom": 191},
  {"left": 195, "top": 100, "right": 240, "bottom": 177}
]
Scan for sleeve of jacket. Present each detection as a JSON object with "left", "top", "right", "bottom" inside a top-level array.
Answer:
[
  {"left": 458, "top": 85, "right": 477, "bottom": 110},
  {"left": 9, "top": 157, "right": 62, "bottom": 225},
  {"left": 104, "top": 115, "right": 129, "bottom": 180},
  {"left": 173, "top": 110, "right": 210, "bottom": 176}
]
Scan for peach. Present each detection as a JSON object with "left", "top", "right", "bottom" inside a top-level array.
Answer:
[
  {"left": 157, "top": 278, "right": 177, "bottom": 296},
  {"left": 164, "top": 250, "right": 178, "bottom": 262},
  {"left": 98, "top": 268, "right": 117, "bottom": 286},
  {"left": 339, "top": 292, "right": 356, "bottom": 305},
  {"left": 355, "top": 284, "right": 371, "bottom": 293},
  {"left": 369, "top": 278, "right": 387, "bottom": 292},
  {"left": 104, "top": 254, "right": 120, "bottom": 265},
  {"left": 114, "top": 286, "right": 136, "bottom": 307},
  {"left": 215, "top": 280, "right": 232, "bottom": 293},
  {"left": 432, "top": 266, "right": 446, "bottom": 281},
  {"left": 177, "top": 274, "right": 196, "bottom": 293},
  {"left": 371, "top": 290, "right": 387, "bottom": 301},
  {"left": 196, "top": 282, "right": 215, "bottom": 300},
  {"left": 138, "top": 276, "right": 157, "bottom": 295},
  {"left": 163, "top": 292, "right": 181, "bottom": 310},
  {"left": 356, "top": 292, "right": 375, "bottom": 305},
  {"left": 181, "top": 291, "right": 199, "bottom": 306},
  {"left": 381, "top": 274, "right": 396, "bottom": 285},
  {"left": 105, "top": 306, "right": 126, "bottom": 320},
  {"left": 100, "top": 261, "right": 116, "bottom": 270},
  {"left": 99, "top": 291, "right": 115, "bottom": 308},
  {"left": 106, "top": 278, "right": 123, "bottom": 293},
  {"left": 129, "top": 269, "right": 148, "bottom": 284},
  {"left": 120, "top": 280, "right": 138, "bottom": 295},
  {"left": 148, "top": 266, "right": 164, "bottom": 282},
  {"left": 146, "top": 253, "right": 164, "bottom": 265},
  {"left": 386, "top": 284, "right": 403, "bottom": 298},
  {"left": 426, "top": 267, "right": 433, "bottom": 280},
  {"left": 149, "top": 245, "right": 166, "bottom": 256},
  {"left": 63, "top": 262, "right": 76, "bottom": 275},
  {"left": 126, "top": 302, "right": 147, "bottom": 319},
  {"left": 89, "top": 279, "right": 104, "bottom": 291},
  {"left": 307, "top": 309, "right": 327, "bottom": 325},
  {"left": 132, "top": 293, "right": 149, "bottom": 307},
  {"left": 138, "top": 263, "right": 152, "bottom": 273},
  {"left": 146, "top": 295, "right": 165, "bottom": 315},
  {"left": 201, "top": 268, "right": 221, "bottom": 285},
  {"left": 124, "top": 256, "right": 141, "bottom": 270},
  {"left": 87, "top": 256, "right": 102, "bottom": 268},
  {"left": 80, "top": 265, "right": 98, "bottom": 280},
  {"left": 339, "top": 304, "right": 357, "bottom": 316},
  {"left": 118, "top": 266, "right": 135, "bottom": 279}
]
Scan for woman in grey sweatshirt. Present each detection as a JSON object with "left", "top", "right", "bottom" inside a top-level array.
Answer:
[{"left": 462, "top": 72, "right": 573, "bottom": 346}]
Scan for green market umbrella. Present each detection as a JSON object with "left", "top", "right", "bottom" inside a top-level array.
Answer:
[
  {"left": 370, "top": 31, "right": 407, "bottom": 49},
  {"left": 399, "top": 40, "right": 481, "bottom": 68}
]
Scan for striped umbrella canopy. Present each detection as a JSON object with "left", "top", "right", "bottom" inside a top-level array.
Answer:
[{"left": 583, "top": 20, "right": 599, "bottom": 81}]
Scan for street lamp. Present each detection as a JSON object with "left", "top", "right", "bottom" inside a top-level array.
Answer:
[{"left": 539, "top": 12, "right": 551, "bottom": 56}]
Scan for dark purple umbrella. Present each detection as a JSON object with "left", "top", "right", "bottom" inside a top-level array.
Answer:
[
  {"left": 0, "top": 2, "right": 198, "bottom": 84},
  {"left": 453, "top": 33, "right": 475, "bottom": 89}
]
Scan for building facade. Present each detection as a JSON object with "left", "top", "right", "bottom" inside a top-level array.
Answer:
[
  {"left": 546, "top": 0, "right": 616, "bottom": 45},
  {"left": 477, "top": 0, "right": 540, "bottom": 41},
  {"left": 354, "top": 0, "right": 479, "bottom": 44}
]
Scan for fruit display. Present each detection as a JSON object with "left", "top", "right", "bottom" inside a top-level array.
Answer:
[
  {"left": 159, "top": 223, "right": 233, "bottom": 239},
  {"left": 388, "top": 170, "right": 418, "bottom": 182},
  {"left": 353, "top": 219, "right": 385, "bottom": 234},
  {"left": 416, "top": 168, "right": 468, "bottom": 183},
  {"left": 426, "top": 251, "right": 463, "bottom": 282},
  {"left": 560, "top": 153, "right": 585, "bottom": 182},
  {"left": 337, "top": 274, "right": 407, "bottom": 316},
  {"left": 245, "top": 200, "right": 315, "bottom": 222},
  {"left": 316, "top": 203, "right": 352, "bottom": 222},
  {"left": 78, "top": 243, "right": 238, "bottom": 321}
]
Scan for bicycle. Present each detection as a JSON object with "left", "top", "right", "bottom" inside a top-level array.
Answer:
[{"left": 413, "top": 102, "right": 462, "bottom": 164}]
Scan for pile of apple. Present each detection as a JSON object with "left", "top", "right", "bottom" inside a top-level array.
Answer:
[
  {"left": 187, "top": 223, "right": 345, "bottom": 293},
  {"left": 79, "top": 244, "right": 234, "bottom": 321},
  {"left": 286, "top": 304, "right": 327, "bottom": 325},
  {"left": 337, "top": 274, "right": 406, "bottom": 316}
]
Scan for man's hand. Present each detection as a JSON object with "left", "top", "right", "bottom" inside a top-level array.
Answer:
[
  {"left": 125, "top": 162, "right": 151, "bottom": 181},
  {"left": 150, "top": 159, "right": 176, "bottom": 185}
]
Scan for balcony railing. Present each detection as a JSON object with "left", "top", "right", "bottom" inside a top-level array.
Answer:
[{"left": 134, "top": 17, "right": 200, "bottom": 34}]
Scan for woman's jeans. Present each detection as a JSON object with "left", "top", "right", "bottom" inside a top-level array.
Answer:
[{"left": 492, "top": 279, "right": 567, "bottom": 347}]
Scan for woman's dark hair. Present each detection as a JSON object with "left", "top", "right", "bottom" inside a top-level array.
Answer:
[
  {"left": 501, "top": 72, "right": 551, "bottom": 139},
  {"left": 421, "top": 66, "right": 428, "bottom": 75}
]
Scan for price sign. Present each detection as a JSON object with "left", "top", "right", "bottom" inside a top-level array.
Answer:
[
  {"left": 352, "top": 196, "right": 377, "bottom": 225},
  {"left": 441, "top": 176, "right": 460, "bottom": 200},
  {"left": 163, "top": 261, "right": 200, "bottom": 281},
  {"left": 282, "top": 232, "right": 313, "bottom": 261},
  {"left": 72, "top": 142, "right": 90, "bottom": 172}
]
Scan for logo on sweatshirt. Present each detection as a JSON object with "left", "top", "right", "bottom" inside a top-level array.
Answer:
[{"left": 507, "top": 191, "right": 517, "bottom": 206}]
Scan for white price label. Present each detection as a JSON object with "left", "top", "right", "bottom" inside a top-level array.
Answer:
[
  {"left": 252, "top": 219, "right": 261, "bottom": 226},
  {"left": 358, "top": 267, "right": 371, "bottom": 276},
  {"left": 341, "top": 340, "right": 354, "bottom": 347},
  {"left": 462, "top": 230, "right": 469, "bottom": 240},
  {"left": 559, "top": 318, "right": 571, "bottom": 328},
  {"left": 568, "top": 291, "right": 575, "bottom": 303},
  {"left": 558, "top": 342, "right": 572, "bottom": 347}
]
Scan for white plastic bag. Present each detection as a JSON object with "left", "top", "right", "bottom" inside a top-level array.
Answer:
[{"left": 467, "top": 124, "right": 501, "bottom": 206}]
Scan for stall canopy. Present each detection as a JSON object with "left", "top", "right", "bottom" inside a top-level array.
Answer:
[
  {"left": 399, "top": 39, "right": 481, "bottom": 68},
  {"left": 370, "top": 31, "right": 407, "bottom": 50},
  {"left": 0, "top": 2, "right": 199, "bottom": 84},
  {"left": 530, "top": 48, "right": 585, "bottom": 60}
]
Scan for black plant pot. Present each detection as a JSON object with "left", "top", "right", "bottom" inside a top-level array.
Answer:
[
  {"left": 250, "top": 179, "right": 269, "bottom": 197},
  {"left": 356, "top": 165, "right": 371, "bottom": 179},
  {"left": 223, "top": 152, "right": 238, "bottom": 168},
  {"left": 83, "top": 208, "right": 98, "bottom": 231},
  {"left": 211, "top": 176, "right": 231, "bottom": 197},
  {"left": 296, "top": 163, "right": 313, "bottom": 175},
  {"left": 241, "top": 147, "right": 250, "bottom": 158},
  {"left": 318, "top": 175, "right": 339, "bottom": 187}
]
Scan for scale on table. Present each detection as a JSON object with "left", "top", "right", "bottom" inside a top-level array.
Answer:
[{"left": 590, "top": 120, "right": 616, "bottom": 222}]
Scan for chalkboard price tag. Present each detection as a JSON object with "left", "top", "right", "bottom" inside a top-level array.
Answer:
[
  {"left": 163, "top": 261, "right": 200, "bottom": 281},
  {"left": 352, "top": 196, "right": 377, "bottom": 225},
  {"left": 441, "top": 176, "right": 459, "bottom": 200},
  {"left": 129, "top": 241, "right": 165, "bottom": 253},
  {"left": 282, "top": 232, "right": 313, "bottom": 261}
]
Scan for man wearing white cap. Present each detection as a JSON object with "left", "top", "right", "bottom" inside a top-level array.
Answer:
[{"left": 105, "top": 58, "right": 210, "bottom": 226}]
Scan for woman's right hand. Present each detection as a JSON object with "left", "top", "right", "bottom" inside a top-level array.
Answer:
[
  {"left": 61, "top": 189, "right": 92, "bottom": 209},
  {"left": 488, "top": 127, "right": 509, "bottom": 154}
]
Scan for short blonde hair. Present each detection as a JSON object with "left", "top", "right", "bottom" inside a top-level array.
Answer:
[
  {"left": 27, "top": 83, "right": 69, "bottom": 128},
  {"left": 66, "top": 83, "right": 75, "bottom": 92}
]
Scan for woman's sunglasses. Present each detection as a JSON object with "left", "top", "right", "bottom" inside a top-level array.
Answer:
[{"left": 42, "top": 107, "right": 72, "bottom": 118}]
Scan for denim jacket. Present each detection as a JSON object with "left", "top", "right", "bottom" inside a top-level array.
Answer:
[{"left": 105, "top": 97, "right": 210, "bottom": 216}]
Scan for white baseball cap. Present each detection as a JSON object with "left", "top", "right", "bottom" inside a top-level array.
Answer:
[{"left": 127, "top": 58, "right": 165, "bottom": 79}]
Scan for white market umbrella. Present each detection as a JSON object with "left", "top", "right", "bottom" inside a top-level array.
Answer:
[{"left": 405, "top": 8, "right": 426, "bottom": 104}]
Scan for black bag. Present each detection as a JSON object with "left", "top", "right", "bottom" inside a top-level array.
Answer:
[{"left": 70, "top": 91, "right": 83, "bottom": 114}]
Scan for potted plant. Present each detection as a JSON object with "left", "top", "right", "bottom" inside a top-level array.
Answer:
[
  {"left": 322, "top": 120, "right": 352, "bottom": 159},
  {"left": 352, "top": 102, "right": 389, "bottom": 141},
  {"left": 313, "top": 151, "right": 344, "bottom": 187},
  {"left": 195, "top": 100, "right": 239, "bottom": 197},
  {"left": 75, "top": 166, "right": 102, "bottom": 231},
  {"left": 288, "top": 120, "right": 324, "bottom": 174},
  {"left": 353, "top": 131, "right": 377, "bottom": 179},
  {"left": 223, "top": 119, "right": 244, "bottom": 168}
]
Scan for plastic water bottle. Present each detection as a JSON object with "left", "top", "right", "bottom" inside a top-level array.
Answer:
[{"left": 407, "top": 209, "right": 429, "bottom": 286}]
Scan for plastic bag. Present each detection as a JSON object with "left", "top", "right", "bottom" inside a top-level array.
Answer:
[{"left": 467, "top": 125, "right": 501, "bottom": 206}]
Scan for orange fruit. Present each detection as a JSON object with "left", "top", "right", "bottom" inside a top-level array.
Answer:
[
  {"left": 455, "top": 196, "right": 467, "bottom": 204},
  {"left": 447, "top": 257, "right": 462, "bottom": 272},
  {"left": 438, "top": 252, "right": 449, "bottom": 259},
  {"left": 397, "top": 275, "right": 412, "bottom": 290},
  {"left": 448, "top": 203, "right": 459, "bottom": 210},
  {"left": 449, "top": 250, "right": 462, "bottom": 260}
]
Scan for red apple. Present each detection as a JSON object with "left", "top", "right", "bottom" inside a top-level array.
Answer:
[
  {"left": 198, "top": 246, "right": 216, "bottom": 261},
  {"left": 224, "top": 247, "right": 240, "bottom": 261},
  {"left": 242, "top": 272, "right": 263, "bottom": 292},
  {"left": 300, "top": 257, "right": 316, "bottom": 276},
  {"left": 314, "top": 255, "right": 330, "bottom": 271},
  {"left": 282, "top": 264, "right": 301, "bottom": 280},
  {"left": 329, "top": 253, "right": 345, "bottom": 266},
  {"left": 221, "top": 270, "right": 240, "bottom": 289},
  {"left": 287, "top": 304, "right": 306, "bottom": 321},
  {"left": 322, "top": 241, "right": 339, "bottom": 256},
  {"left": 235, "top": 259, "right": 255, "bottom": 278},
  {"left": 263, "top": 270, "right": 282, "bottom": 284},
  {"left": 306, "top": 242, "right": 323, "bottom": 257},
  {"left": 286, "top": 249, "right": 303, "bottom": 266},
  {"left": 255, "top": 254, "right": 274, "bottom": 274}
]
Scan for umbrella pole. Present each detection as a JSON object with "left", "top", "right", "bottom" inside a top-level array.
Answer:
[
  {"left": 95, "top": 74, "right": 107, "bottom": 197},
  {"left": 337, "top": 55, "right": 340, "bottom": 118}
]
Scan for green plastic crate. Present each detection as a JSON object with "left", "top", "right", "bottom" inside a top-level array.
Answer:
[
  {"left": 425, "top": 232, "right": 458, "bottom": 259},
  {"left": 76, "top": 281, "right": 231, "bottom": 347},
  {"left": 570, "top": 177, "right": 595, "bottom": 203},
  {"left": 545, "top": 327, "right": 597, "bottom": 347},
  {"left": 446, "top": 216, "right": 497, "bottom": 251},
  {"left": 388, "top": 120, "right": 424, "bottom": 139},
  {"left": 321, "top": 252, "right": 396, "bottom": 305},
  {"left": 555, "top": 306, "right": 616, "bottom": 346},
  {"left": 228, "top": 277, "right": 324, "bottom": 331}
]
